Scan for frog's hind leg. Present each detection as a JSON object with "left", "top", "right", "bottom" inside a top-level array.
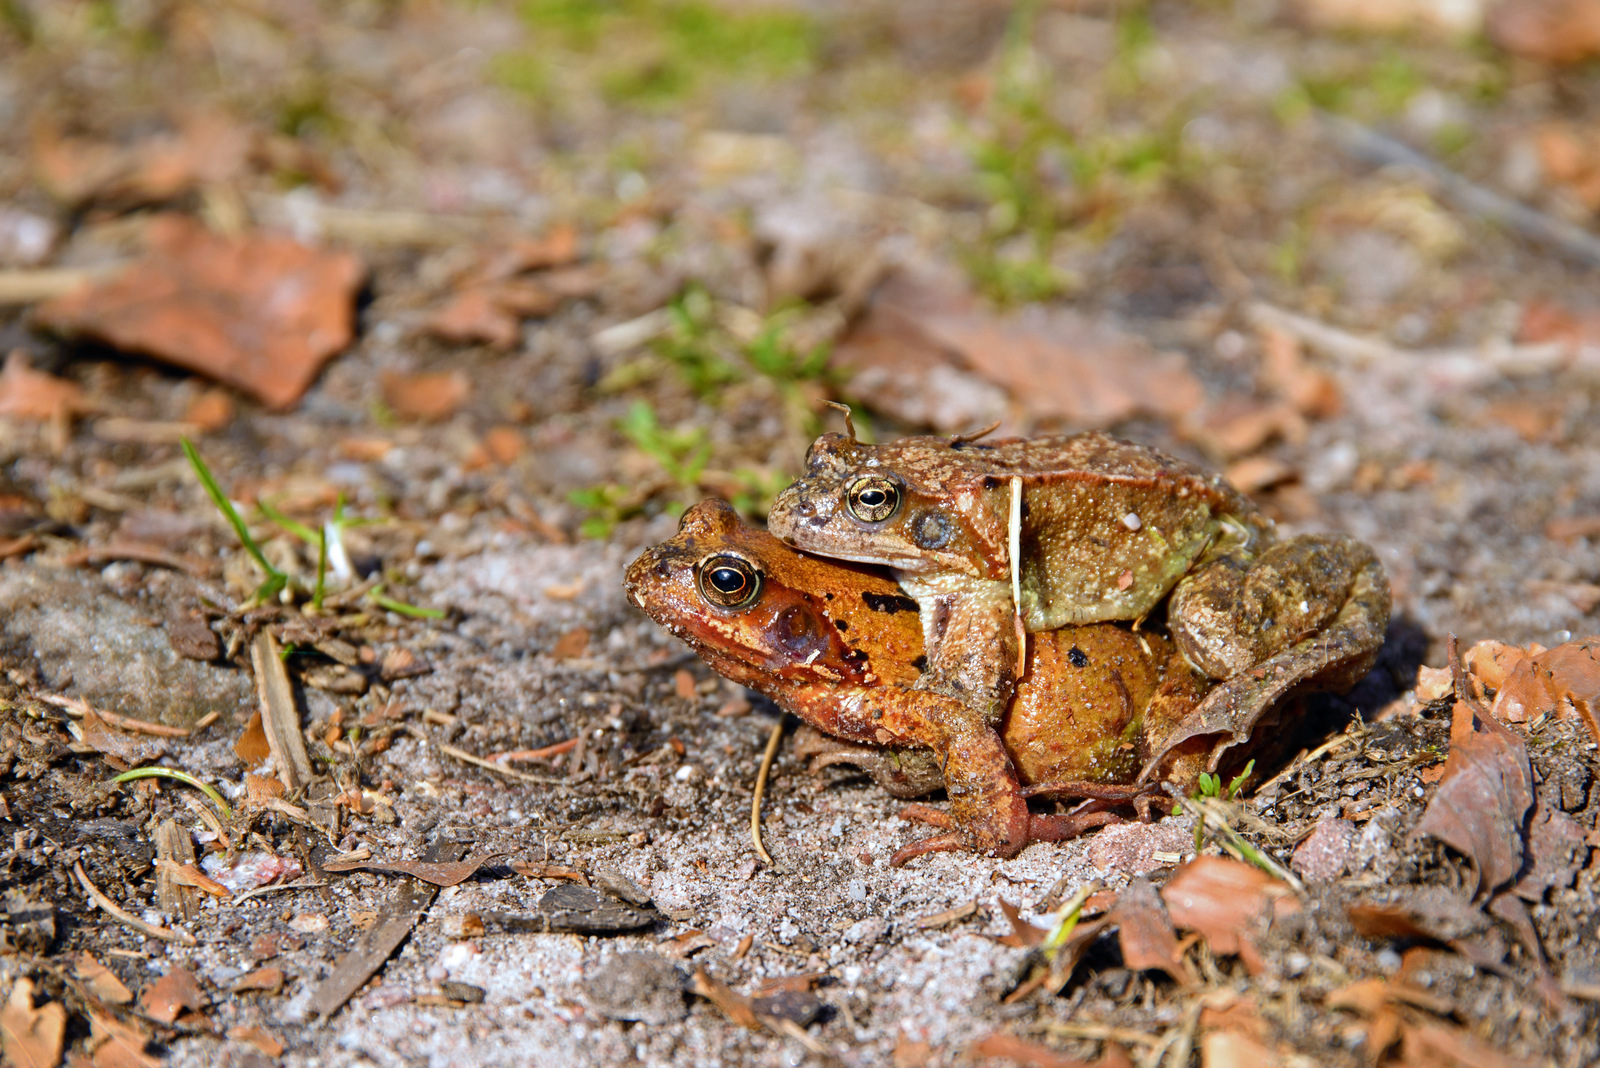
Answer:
[
  {"left": 1169, "top": 534, "right": 1386, "bottom": 680},
  {"left": 1139, "top": 548, "right": 1391, "bottom": 782}
]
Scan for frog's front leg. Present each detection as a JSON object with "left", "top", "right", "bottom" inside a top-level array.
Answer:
[
  {"left": 896, "top": 573, "right": 1019, "bottom": 724},
  {"left": 1140, "top": 541, "right": 1390, "bottom": 780},
  {"left": 1168, "top": 533, "right": 1386, "bottom": 680}
]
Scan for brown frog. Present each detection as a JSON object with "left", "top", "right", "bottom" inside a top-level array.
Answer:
[
  {"left": 624, "top": 499, "right": 1214, "bottom": 864},
  {"left": 766, "top": 424, "right": 1390, "bottom": 808}
]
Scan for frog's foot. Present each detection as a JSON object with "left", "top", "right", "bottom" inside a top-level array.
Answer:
[
  {"left": 1138, "top": 552, "right": 1391, "bottom": 783},
  {"left": 791, "top": 725, "right": 945, "bottom": 798},
  {"left": 889, "top": 804, "right": 1123, "bottom": 866}
]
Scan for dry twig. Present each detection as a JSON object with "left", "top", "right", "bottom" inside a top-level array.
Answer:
[{"left": 750, "top": 718, "right": 785, "bottom": 869}]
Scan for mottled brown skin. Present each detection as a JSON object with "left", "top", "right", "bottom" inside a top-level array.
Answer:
[
  {"left": 767, "top": 428, "right": 1391, "bottom": 797},
  {"left": 623, "top": 499, "right": 1212, "bottom": 864}
]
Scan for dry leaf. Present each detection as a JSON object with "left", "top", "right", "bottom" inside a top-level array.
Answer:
[
  {"left": 379, "top": 370, "right": 471, "bottom": 421},
  {"left": 1416, "top": 696, "right": 1533, "bottom": 899},
  {"left": 923, "top": 305, "right": 1204, "bottom": 428},
  {"left": 34, "top": 215, "right": 364, "bottom": 410},
  {"left": 1160, "top": 857, "right": 1299, "bottom": 974},
  {"left": 690, "top": 968, "right": 761, "bottom": 1030},
  {"left": 87, "top": 1011, "right": 157, "bottom": 1068},
  {"left": 423, "top": 289, "right": 522, "bottom": 349},
  {"left": 138, "top": 968, "right": 203, "bottom": 1025},
  {"left": 1199, "top": 1029, "right": 1286, "bottom": 1068},
  {"left": 0, "top": 351, "right": 90, "bottom": 424},
  {"left": 226, "top": 1026, "right": 285, "bottom": 1058},
  {"left": 550, "top": 627, "right": 591, "bottom": 660},
  {"left": 32, "top": 111, "right": 253, "bottom": 207},
  {"left": 235, "top": 711, "right": 271, "bottom": 765},
  {"left": 73, "top": 955, "right": 133, "bottom": 1005},
  {"left": 1, "top": 978, "right": 66, "bottom": 1068},
  {"left": 74, "top": 706, "right": 168, "bottom": 765},
  {"left": 231, "top": 967, "right": 284, "bottom": 995},
  {"left": 1399, "top": 1019, "right": 1542, "bottom": 1068},
  {"left": 320, "top": 851, "right": 507, "bottom": 887},
  {"left": 1109, "top": 878, "right": 1195, "bottom": 985}
]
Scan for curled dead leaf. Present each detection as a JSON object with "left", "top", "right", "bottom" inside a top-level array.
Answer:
[{"left": 33, "top": 215, "right": 364, "bottom": 410}]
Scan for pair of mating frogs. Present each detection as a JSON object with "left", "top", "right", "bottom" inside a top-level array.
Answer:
[{"left": 625, "top": 424, "right": 1390, "bottom": 865}]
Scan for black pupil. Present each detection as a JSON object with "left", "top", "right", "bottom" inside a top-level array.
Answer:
[
  {"left": 710, "top": 567, "right": 747, "bottom": 594},
  {"left": 859, "top": 488, "right": 887, "bottom": 507}
]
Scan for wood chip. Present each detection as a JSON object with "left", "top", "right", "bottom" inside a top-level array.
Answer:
[{"left": 251, "top": 631, "right": 313, "bottom": 791}]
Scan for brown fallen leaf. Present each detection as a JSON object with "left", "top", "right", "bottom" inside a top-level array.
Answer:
[
  {"left": 139, "top": 967, "right": 203, "bottom": 1025},
  {"left": 1495, "top": 636, "right": 1600, "bottom": 742},
  {"left": 1399, "top": 1019, "right": 1542, "bottom": 1068},
  {"left": 923, "top": 305, "right": 1204, "bottom": 429},
  {"left": 0, "top": 351, "right": 91, "bottom": 422},
  {"left": 32, "top": 111, "right": 254, "bottom": 208},
  {"left": 1199, "top": 1029, "right": 1286, "bottom": 1068},
  {"left": 508, "top": 860, "right": 589, "bottom": 885},
  {"left": 1, "top": 977, "right": 66, "bottom": 1068},
  {"left": 1416, "top": 690, "right": 1533, "bottom": 899},
  {"left": 1346, "top": 889, "right": 1505, "bottom": 971},
  {"left": 1514, "top": 802, "right": 1586, "bottom": 900},
  {"left": 87, "top": 1010, "right": 158, "bottom": 1068},
  {"left": 231, "top": 966, "right": 285, "bottom": 995},
  {"left": 1488, "top": 0, "right": 1600, "bottom": 65},
  {"left": 423, "top": 288, "right": 523, "bottom": 350},
  {"left": 34, "top": 215, "right": 364, "bottom": 410},
  {"left": 153, "top": 858, "right": 231, "bottom": 899},
  {"left": 379, "top": 370, "right": 471, "bottom": 422},
  {"left": 226, "top": 1026, "right": 285, "bottom": 1058},
  {"left": 73, "top": 706, "right": 168, "bottom": 765},
  {"left": 1109, "top": 878, "right": 1195, "bottom": 985},
  {"left": 1160, "top": 857, "right": 1299, "bottom": 975},
  {"left": 73, "top": 954, "right": 134, "bottom": 1005},
  {"left": 550, "top": 627, "right": 591, "bottom": 660},
  {"left": 320, "top": 851, "right": 507, "bottom": 887}
]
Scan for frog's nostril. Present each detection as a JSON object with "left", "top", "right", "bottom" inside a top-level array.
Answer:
[{"left": 808, "top": 515, "right": 828, "bottom": 529}]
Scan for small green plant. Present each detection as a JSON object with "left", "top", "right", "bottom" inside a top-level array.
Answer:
[
  {"left": 1187, "top": 759, "right": 1255, "bottom": 853},
  {"left": 182, "top": 439, "right": 289, "bottom": 604},
  {"left": 619, "top": 401, "right": 710, "bottom": 489},
  {"left": 183, "top": 439, "right": 438, "bottom": 616},
  {"left": 727, "top": 467, "right": 793, "bottom": 519},
  {"left": 502, "top": 0, "right": 816, "bottom": 109},
  {"left": 1195, "top": 759, "right": 1255, "bottom": 802},
  {"left": 566, "top": 484, "right": 640, "bottom": 540}
]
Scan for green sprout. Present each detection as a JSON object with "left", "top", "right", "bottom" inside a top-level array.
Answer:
[
  {"left": 182, "top": 438, "right": 289, "bottom": 604},
  {"left": 619, "top": 401, "right": 710, "bottom": 489},
  {"left": 110, "top": 767, "right": 233, "bottom": 820},
  {"left": 184, "top": 440, "right": 439, "bottom": 617}
]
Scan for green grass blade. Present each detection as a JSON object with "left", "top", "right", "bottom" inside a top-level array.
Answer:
[
  {"left": 181, "top": 438, "right": 283, "bottom": 580},
  {"left": 110, "top": 766, "right": 233, "bottom": 819},
  {"left": 368, "top": 587, "right": 446, "bottom": 619}
]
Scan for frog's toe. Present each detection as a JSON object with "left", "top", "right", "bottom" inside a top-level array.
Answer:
[
  {"left": 1026, "top": 809, "right": 1122, "bottom": 844},
  {"left": 897, "top": 802, "right": 954, "bottom": 829},
  {"left": 890, "top": 831, "right": 966, "bottom": 866}
]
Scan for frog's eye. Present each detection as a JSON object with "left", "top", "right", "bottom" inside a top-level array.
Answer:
[
  {"left": 846, "top": 475, "right": 902, "bottom": 524},
  {"left": 696, "top": 554, "right": 763, "bottom": 609}
]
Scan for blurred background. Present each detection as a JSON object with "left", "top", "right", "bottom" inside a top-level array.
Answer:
[{"left": 1, "top": 0, "right": 1598, "bottom": 649}]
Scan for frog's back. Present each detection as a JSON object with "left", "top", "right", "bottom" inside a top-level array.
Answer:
[{"left": 895, "top": 432, "right": 1263, "bottom": 627}]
